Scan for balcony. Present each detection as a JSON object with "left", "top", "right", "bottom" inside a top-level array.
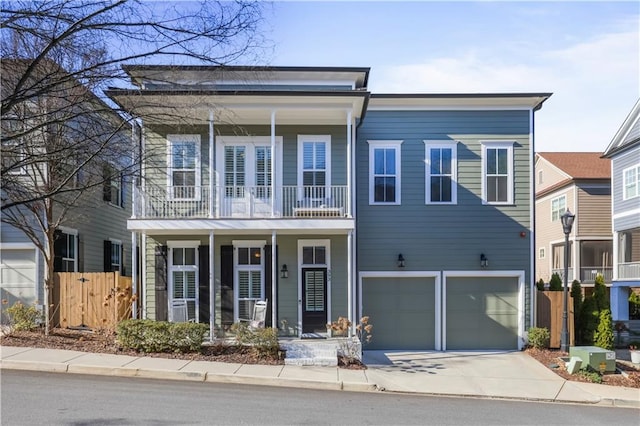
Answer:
[
  {"left": 619, "top": 262, "right": 640, "bottom": 280},
  {"left": 134, "top": 185, "right": 350, "bottom": 219},
  {"left": 579, "top": 267, "right": 613, "bottom": 283}
]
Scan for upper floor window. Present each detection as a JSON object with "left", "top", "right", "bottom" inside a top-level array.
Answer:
[
  {"left": 481, "top": 141, "right": 514, "bottom": 205},
  {"left": 623, "top": 164, "right": 640, "bottom": 200},
  {"left": 103, "top": 164, "right": 124, "bottom": 207},
  {"left": 424, "top": 141, "right": 457, "bottom": 204},
  {"left": 168, "top": 134, "right": 201, "bottom": 200},
  {"left": 298, "top": 135, "right": 331, "bottom": 200},
  {"left": 551, "top": 195, "right": 567, "bottom": 221},
  {"left": 368, "top": 140, "right": 402, "bottom": 205}
]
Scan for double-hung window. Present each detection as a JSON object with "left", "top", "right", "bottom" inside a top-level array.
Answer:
[
  {"left": 298, "top": 135, "right": 331, "bottom": 200},
  {"left": 425, "top": 140, "right": 457, "bottom": 204},
  {"left": 103, "top": 164, "right": 124, "bottom": 207},
  {"left": 481, "top": 141, "right": 514, "bottom": 204},
  {"left": 54, "top": 228, "right": 78, "bottom": 272},
  {"left": 168, "top": 242, "right": 198, "bottom": 322},
  {"left": 551, "top": 195, "right": 567, "bottom": 221},
  {"left": 623, "top": 164, "right": 640, "bottom": 200},
  {"left": 368, "top": 140, "right": 402, "bottom": 205},
  {"left": 168, "top": 135, "right": 201, "bottom": 200}
]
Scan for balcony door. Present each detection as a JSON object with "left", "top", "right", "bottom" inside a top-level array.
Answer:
[{"left": 217, "top": 137, "right": 282, "bottom": 217}]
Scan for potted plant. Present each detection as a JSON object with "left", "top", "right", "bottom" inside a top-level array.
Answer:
[{"left": 629, "top": 342, "right": 640, "bottom": 365}]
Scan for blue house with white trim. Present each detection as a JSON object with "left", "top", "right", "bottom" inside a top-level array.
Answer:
[
  {"left": 107, "top": 65, "right": 551, "bottom": 350},
  {"left": 603, "top": 99, "right": 640, "bottom": 321}
]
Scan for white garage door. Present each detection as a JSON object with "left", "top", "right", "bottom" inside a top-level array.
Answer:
[{"left": 1, "top": 248, "right": 37, "bottom": 305}]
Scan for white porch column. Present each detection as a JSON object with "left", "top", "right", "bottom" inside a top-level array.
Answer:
[
  {"left": 131, "top": 231, "right": 138, "bottom": 319},
  {"left": 348, "top": 229, "right": 354, "bottom": 335},
  {"left": 209, "top": 110, "right": 215, "bottom": 218},
  {"left": 209, "top": 231, "right": 215, "bottom": 341},
  {"left": 346, "top": 110, "right": 352, "bottom": 216},
  {"left": 271, "top": 230, "right": 277, "bottom": 327},
  {"left": 613, "top": 231, "right": 619, "bottom": 280},
  {"left": 271, "top": 110, "right": 276, "bottom": 218},
  {"left": 141, "top": 232, "right": 147, "bottom": 319}
]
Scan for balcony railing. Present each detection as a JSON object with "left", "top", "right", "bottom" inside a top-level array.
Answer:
[
  {"left": 134, "top": 185, "right": 350, "bottom": 219},
  {"left": 579, "top": 267, "right": 613, "bottom": 283},
  {"left": 619, "top": 262, "right": 640, "bottom": 280}
]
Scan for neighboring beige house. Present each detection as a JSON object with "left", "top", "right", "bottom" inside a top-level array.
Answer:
[{"left": 535, "top": 152, "right": 611, "bottom": 287}]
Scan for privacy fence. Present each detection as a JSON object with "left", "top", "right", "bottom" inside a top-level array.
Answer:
[
  {"left": 53, "top": 272, "right": 134, "bottom": 329},
  {"left": 536, "top": 290, "right": 575, "bottom": 348}
]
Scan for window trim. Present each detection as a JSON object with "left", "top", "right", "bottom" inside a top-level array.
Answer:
[
  {"left": 424, "top": 140, "right": 458, "bottom": 205},
  {"left": 58, "top": 226, "right": 78, "bottom": 273},
  {"left": 481, "top": 141, "right": 515, "bottom": 205},
  {"left": 368, "top": 140, "right": 403, "bottom": 205},
  {"left": 109, "top": 238, "right": 123, "bottom": 273},
  {"left": 297, "top": 135, "right": 332, "bottom": 197},
  {"left": 551, "top": 194, "right": 567, "bottom": 222},
  {"left": 622, "top": 164, "right": 640, "bottom": 200},
  {"left": 167, "top": 134, "right": 201, "bottom": 201}
]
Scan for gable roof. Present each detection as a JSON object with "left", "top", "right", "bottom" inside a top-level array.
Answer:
[
  {"left": 603, "top": 98, "right": 640, "bottom": 157},
  {"left": 537, "top": 152, "right": 610, "bottom": 179}
]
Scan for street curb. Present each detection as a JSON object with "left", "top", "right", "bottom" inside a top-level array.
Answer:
[
  {"left": 1, "top": 362, "right": 637, "bottom": 407},
  {"left": 1, "top": 360, "right": 68, "bottom": 373}
]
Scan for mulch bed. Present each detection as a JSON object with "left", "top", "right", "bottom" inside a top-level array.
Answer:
[
  {"left": 525, "top": 347, "right": 640, "bottom": 388},
  {"left": 0, "top": 328, "right": 284, "bottom": 365}
]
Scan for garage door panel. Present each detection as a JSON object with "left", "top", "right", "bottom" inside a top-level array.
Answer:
[
  {"left": 0, "top": 249, "right": 37, "bottom": 305},
  {"left": 446, "top": 277, "right": 519, "bottom": 350},
  {"left": 363, "top": 277, "right": 436, "bottom": 350}
]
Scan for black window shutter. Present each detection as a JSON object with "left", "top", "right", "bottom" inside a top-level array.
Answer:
[
  {"left": 198, "top": 246, "right": 210, "bottom": 324},
  {"left": 264, "top": 245, "right": 276, "bottom": 328},
  {"left": 103, "top": 165, "right": 111, "bottom": 202},
  {"left": 119, "top": 174, "right": 125, "bottom": 207},
  {"left": 53, "top": 230, "right": 64, "bottom": 272},
  {"left": 120, "top": 244, "right": 125, "bottom": 275},
  {"left": 154, "top": 245, "right": 168, "bottom": 321},
  {"left": 220, "top": 245, "right": 234, "bottom": 327},
  {"left": 103, "top": 240, "right": 112, "bottom": 272}
]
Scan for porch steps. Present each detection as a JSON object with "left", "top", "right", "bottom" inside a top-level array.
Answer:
[{"left": 280, "top": 340, "right": 338, "bottom": 367}]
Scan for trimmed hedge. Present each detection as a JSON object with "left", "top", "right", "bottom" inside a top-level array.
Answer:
[{"left": 116, "top": 319, "right": 208, "bottom": 353}]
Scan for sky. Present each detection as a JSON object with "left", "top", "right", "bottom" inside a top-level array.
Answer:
[{"left": 263, "top": 1, "right": 639, "bottom": 153}]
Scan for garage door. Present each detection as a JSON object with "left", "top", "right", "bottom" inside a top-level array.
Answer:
[
  {"left": 0, "top": 249, "right": 37, "bottom": 305},
  {"left": 362, "top": 277, "right": 436, "bottom": 350},
  {"left": 445, "top": 277, "right": 519, "bottom": 350}
]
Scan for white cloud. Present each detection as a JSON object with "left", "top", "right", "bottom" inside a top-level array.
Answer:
[{"left": 371, "top": 26, "right": 639, "bottom": 152}]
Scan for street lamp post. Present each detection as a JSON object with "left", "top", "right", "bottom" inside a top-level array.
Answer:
[{"left": 560, "top": 209, "right": 575, "bottom": 353}]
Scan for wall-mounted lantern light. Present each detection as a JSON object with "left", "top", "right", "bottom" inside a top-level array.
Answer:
[
  {"left": 480, "top": 253, "right": 489, "bottom": 269},
  {"left": 397, "top": 254, "right": 405, "bottom": 268},
  {"left": 280, "top": 264, "right": 289, "bottom": 279}
]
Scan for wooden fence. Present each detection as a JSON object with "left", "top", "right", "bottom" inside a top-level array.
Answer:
[
  {"left": 53, "top": 272, "right": 133, "bottom": 329},
  {"left": 536, "top": 290, "right": 574, "bottom": 348}
]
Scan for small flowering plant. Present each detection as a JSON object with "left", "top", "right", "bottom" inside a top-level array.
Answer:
[{"left": 327, "top": 316, "right": 373, "bottom": 365}]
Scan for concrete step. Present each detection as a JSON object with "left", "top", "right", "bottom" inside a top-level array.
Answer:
[{"left": 281, "top": 341, "right": 338, "bottom": 367}]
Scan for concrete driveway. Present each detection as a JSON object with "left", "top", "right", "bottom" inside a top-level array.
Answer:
[{"left": 362, "top": 350, "right": 588, "bottom": 401}]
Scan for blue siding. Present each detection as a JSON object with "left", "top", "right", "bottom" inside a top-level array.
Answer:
[
  {"left": 356, "top": 110, "right": 532, "bottom": 274},
  {"left": 612, "top": 147, "right": 640, "bottom": 231}
]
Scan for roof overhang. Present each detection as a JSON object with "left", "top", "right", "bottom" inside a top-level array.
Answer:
[
  {"left": 105, "top": 89, "right": 369, "bottom": 125},
  {"left": 368, "top": 93, "right": 552, "bottom": 111},
  {"left": 122, "top": 65, "right": 371, "bottom": 90}
]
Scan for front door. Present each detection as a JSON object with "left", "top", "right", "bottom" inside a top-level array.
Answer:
[{"left": 302, "top": 268, "right": 327, "bottom": 333}]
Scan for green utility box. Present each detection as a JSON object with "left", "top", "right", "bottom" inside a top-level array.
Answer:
[{"left": 569, "top": 346, "right": 616, "bottom": 372}]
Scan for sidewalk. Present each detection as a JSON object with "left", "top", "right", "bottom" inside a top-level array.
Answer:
[{"left": 1, "top": 346, "right": 638, "bottom": 408}]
